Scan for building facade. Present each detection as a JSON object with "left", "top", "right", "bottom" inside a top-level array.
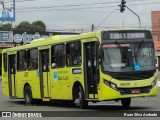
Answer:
[
  {"left": 152, "top": 11, "right": 160, "bottom": 70},
  {"left": 0, "top": 30, "right": 78, "bottom": 75}
]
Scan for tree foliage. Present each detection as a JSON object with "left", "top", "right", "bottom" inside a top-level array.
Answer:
[
  {"left": 0, "top": 23, "right": 13, "bottom": 30},
  {"left": 15, "top": 21, "right": 31, "bottom": 31},
  {"left": 31, "top": 20, "right": 46, "bottom": 31},
  {"left": 15, "top": 20, "right": 46, "bottom": 31},
  {"left": 0, "top": 20, "right": 46, "bottom": 31}
]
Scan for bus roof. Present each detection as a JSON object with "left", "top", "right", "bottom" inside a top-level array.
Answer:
[
  {"left": 2, "top": 29, "right": 151, "bottom": 53},
  {"left": 108, "top": 28, "right": 146, "bottom": 31},
  {"left": 2, "top": 30, "right": 101, "bottom": 53}
]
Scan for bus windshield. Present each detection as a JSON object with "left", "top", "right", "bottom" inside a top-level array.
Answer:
[{"left": 102, "top": 42, "right": 155, "bottom": 72}]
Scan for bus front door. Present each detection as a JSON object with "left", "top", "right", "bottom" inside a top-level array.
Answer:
[
  {"left": 39, "top": 49, "right": 50, "bottom": 98},
  {"left": 8, "top": 54, "right": 16, "bottom": 97},
  {"left": 84, "top": 42, "right": 99, "bottom": 99}
]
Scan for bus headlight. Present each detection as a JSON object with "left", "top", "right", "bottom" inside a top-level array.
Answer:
[
  {"left": 103, "top": 79, "right": 117, "bottom": 90},
  {"left": 110, "top": 83, "right": 117, "bottom": 90},
  {"left": 151, "top": 77, "right": 157, "bottom": 88}
]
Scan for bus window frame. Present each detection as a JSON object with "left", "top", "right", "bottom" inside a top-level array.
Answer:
[
  {"left": 66, "top": 40, "right": 82, "bottom": 67},
  {"left": 51, "top": 43, "right": 65, "bottom": 69}
]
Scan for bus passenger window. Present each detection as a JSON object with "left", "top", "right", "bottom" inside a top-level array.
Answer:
[
  {"left": 51, "top": 44, "right": 65, "bottom": 68},
  {"left": 27, "top": 49, "right": 38, "bottom": 70},
  {"left": 66, "top": 41, "right": 81, "bottom": 66},
  {"left": 17, "top": 50, "right": 27, "bottom": 71}
]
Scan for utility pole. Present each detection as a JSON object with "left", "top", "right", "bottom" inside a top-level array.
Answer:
[
  {"left": 119, "top": 0, "right": 141, "bottom": 28},
  {"left": 91, "top": 24, "right": 95, "bottom": 31},
  {"left": 82, "top": 28, "right": 83, "bottom": 33},
  {"left": 123, "top": 20, "right": 124, "bottom": 28},
  {"left": 96, "top": 9, "right": 119, "bottom": 30},
  {"left": 125, "top": 6, "right": 141, "bottom": 28}
]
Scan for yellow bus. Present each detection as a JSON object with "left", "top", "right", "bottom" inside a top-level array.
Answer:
[{"left": 2, "top": 29, "right": 158, "bottom": 109}]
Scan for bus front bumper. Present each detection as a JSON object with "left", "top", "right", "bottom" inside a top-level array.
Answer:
[{"left": 98, "top": 83, "right": 158, "bottom": 101}]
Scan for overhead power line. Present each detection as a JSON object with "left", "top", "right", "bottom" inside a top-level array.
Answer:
[
  {"left": 16, "top": 1, "right": 160, "bottom": 12},
  {"left": 16, "top": 0, "right": 146, "bottom": 11},
  {"left": 4, "top": 0, "right": 35, "bottom": 3}
]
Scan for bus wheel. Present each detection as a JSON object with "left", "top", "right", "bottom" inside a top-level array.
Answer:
[
  {"left": 33, "top": 99, "right": 42, "bottom": 105},
  {"left": 121, "top": 98, "right": 131, "bottom": 108},
  {"left": 78, "top": 86, "right": 88, "bottom": 109},
  {"left": 24, "top": 86, "right": 33, "bottom": 105}
]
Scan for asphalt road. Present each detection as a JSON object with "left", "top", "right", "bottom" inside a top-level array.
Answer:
[{"left": 0, "top": 78, "right": 160, "bottom": 120}]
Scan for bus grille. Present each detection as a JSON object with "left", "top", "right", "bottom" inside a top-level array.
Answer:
[
  {"left": 106, "top": 70, "right": 155, "bottom": 80},
  {"left": 118, "top": 86, "right": 151, "bottom": 95}
]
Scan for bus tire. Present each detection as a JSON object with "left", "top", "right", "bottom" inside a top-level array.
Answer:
[
  {"left": 121, "top": 98, "right": 131, "bottom": 108},
  {"left": 78, "top": 86, "right": 88, "bottom": 109},
  {"left": 33, "top": 99, "right": 42, "bottom": 105},
  {"left": 24, "top": 86, "right": 33, "bottom": 105}
]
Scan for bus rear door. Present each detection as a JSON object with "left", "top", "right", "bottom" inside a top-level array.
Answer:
[
  {"left": 8, "top": 54, "right": 16, "bottom": 97},
  {"left": 39, "top": 49, "right": 50, "bottom": 98}
]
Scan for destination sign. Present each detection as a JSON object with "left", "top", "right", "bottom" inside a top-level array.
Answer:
[
  {"left": 110, "top": 33, "right": 145, "bottom": 39},
  {"left": 102, "top": 30, "right": 152, "bottom": 40}
]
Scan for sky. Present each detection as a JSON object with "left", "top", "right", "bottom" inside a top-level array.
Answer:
[{"left": 4, "top": 0, "right": 160, "bottom": 32}]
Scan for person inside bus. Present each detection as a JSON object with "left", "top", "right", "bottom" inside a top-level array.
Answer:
[
  {"left": 51, "top": 63, "right": 57, "bottom": 68},
  {"left": 51, "top": 57, "right": 57, "bottom": 68},
  {"left": 11, "top": 61, "right": 16, "bottom": 73},
  {"left": 11, "top": 67, "right": 14, "bottom": 74},
  {"left": 66, "top": 54, "right": 72, "bottom": 66},
  {"left": 43, "top": 64, "right": 47, "bottom": 71},
  {"left": 24, "top": 62, "right": 27, "bottom": 70},
  {"left": 28, "top": 62, "right": 34, "bottom": 70},
  {"left": 77, "top": 54, "right": 81, "bottom": 65}
]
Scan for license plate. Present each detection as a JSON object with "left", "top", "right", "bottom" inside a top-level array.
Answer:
[{"left": 131, "top": 89, "right": 141, "bottom": 94}]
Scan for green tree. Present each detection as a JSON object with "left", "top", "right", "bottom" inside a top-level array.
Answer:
[
  {"left": 31, "top": 20, "right": 46, "bottom": 31},
  {"left": 15, "top": 20, "right": 46, "bottom": 31},
  {"left": 0, "top": 23, "right": 13, "bottom": 30},
  {"left": 15, "top": 21, "right": 31, "bottom": 31}
]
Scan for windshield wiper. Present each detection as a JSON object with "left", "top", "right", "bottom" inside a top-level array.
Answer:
[
  {"left": 134, "top": 40, "right": 144, "bottom": 62},
  {"left": 115, "top": 41, "right": 128, "bottom": 59},
  {"left": 135, "top": 40, "right": 144, "bottom": 56}
]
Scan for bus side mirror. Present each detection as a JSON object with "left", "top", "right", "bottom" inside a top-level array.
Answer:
[{"left": 97, "top": 48, "right": 102, "bottom": 58}]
